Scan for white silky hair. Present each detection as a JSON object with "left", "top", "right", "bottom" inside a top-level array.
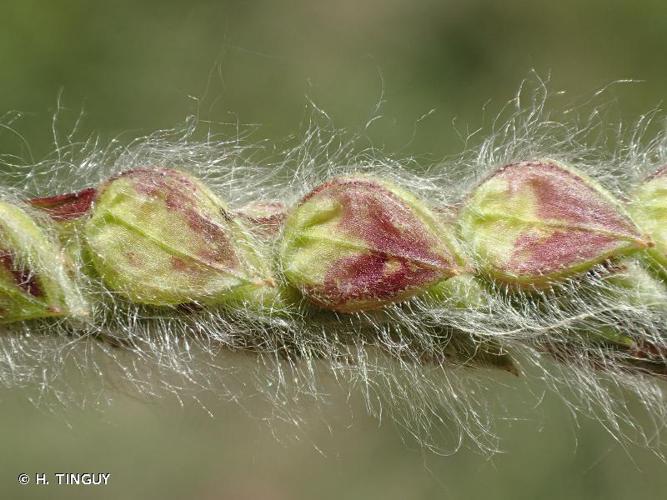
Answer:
[{"left": 0, "top": 76, "right": 666, "bottom": 456}]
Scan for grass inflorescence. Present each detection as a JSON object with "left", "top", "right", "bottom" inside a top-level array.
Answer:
[{"left": 1, "top": 78, "right": 667, "bottom": 455}]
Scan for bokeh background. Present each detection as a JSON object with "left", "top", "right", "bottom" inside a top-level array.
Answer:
[{"left": 2, "top": 1, "right": 667, "bottom": 498}]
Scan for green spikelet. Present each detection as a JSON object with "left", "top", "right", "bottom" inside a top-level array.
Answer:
[{"left": 0, "top": 200, "right": 89, "bottom": 323}]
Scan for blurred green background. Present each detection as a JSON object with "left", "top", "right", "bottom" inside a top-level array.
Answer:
[{"left": 2, "top": 0, "right": 667, "bottom": 498}]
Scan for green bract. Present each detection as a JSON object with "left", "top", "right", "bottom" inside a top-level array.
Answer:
[
  {"left": 84, "top": 168, "right": 277, "bottom": 307},
  {"left": 279, "top": 175, "right": 466, "bottom": 312},
  {"left": 30, "top": 188, "right": 98, "bottom": 277},
  {"left": 629, "top": 167, "right": 667, "bottom": 276},
  {"left": 458, "top": 159, "right": 651, "bottom": 287},
  {"left": 0, "top": 200, "right": 89, "bottom": 323}
]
